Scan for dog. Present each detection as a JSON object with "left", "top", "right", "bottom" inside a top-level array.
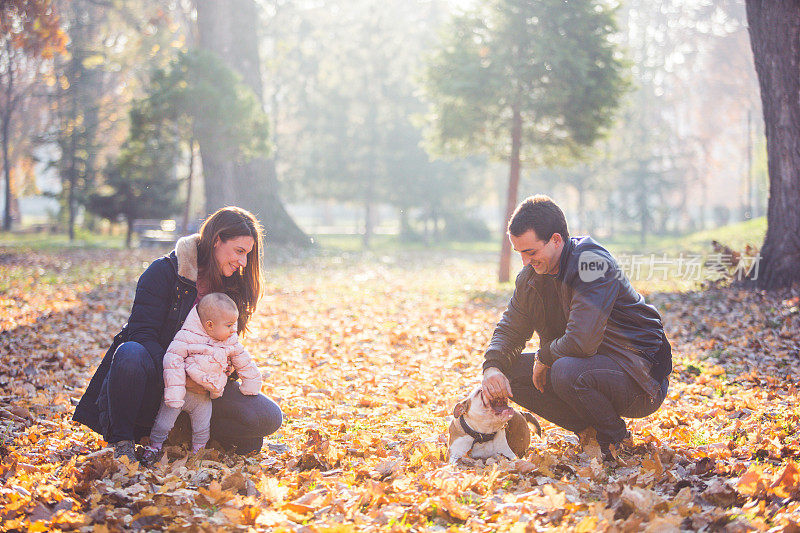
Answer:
[{"left": 448, "top": 387, "right": 542, "bottom": 464}]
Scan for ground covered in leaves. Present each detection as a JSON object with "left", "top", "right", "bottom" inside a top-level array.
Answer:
[{"left": 0, "top": 246, "right": 799, "bottom": 531}]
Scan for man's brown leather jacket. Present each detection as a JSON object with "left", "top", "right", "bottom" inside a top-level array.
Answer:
[{"left": 483, "top": 237, "right": 670, "bottom": 399}]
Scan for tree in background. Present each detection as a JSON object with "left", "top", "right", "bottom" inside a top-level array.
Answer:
[
  {"left": 385, "top": 129, "right": 487, "bottom": 243},
  {"left": 518, "top": 1, "right": 760, "bottom": 244},
  {"left": 194, "top": 0, "right": 307, "bottom": 245},
  {"left": 0, "top": 0, "right": 66, "bottom": 230},
  {"left": 154, "top": 50, "right": 272, "bottom": 167},
  {"left": 48, "top": 0, "right": 186, "bottom": 240},
  {"left": 51, "top": 0, "right": 110, "bottom": 240},
  {"left": 87, "top": 49, "right": 273, "bottom": 246},
  {"left": 620, "top": 0, "right": 758, "bottom": 234},
  {"left": 86, "top": 101, "right": 181, "bottom": 247},
  {"left": 745, "top": 1, "right": 800, "bottom": 289},
  {"left": 423, "top": 0, "right": 628, "bottom": 282},
  {"left": 2, "top": 0, "right": 765, "bottom": 250},
  {"left": 261, "top": 0, "right": 486, "bottom": 247},
  {"left": 154, "top": 50, "right": 272, "bottom": 233},
  {"left": 297, "top": 2, "right": 424, "bottom": 247}
]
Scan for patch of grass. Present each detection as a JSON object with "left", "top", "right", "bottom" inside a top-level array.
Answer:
[
  {"left": 690, "top": 429, "right": 711, "bottom": 446},
  {"left": 0, "top": 248, "right": 147, "bottom": 293},
  {"left": 604, "top": 217, "right": 766, "bottom": 256},
  {"left": 684, "top": 360, "right": 704, "bottom": 376},
  {"left": 458, "top": 493, "right": 480, "bottom": 506},
  {"left": 201, "top": 504, "right": 221, "bottom": 516},
  {"left": 708, "top": 348, "right": 731, "bottom": 365},
  {"left": 0, "top": 228, "right": 127, "bottom": 250}
]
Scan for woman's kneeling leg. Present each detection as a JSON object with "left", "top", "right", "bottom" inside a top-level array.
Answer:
[
  {"left": 210, "top": 379, "right": 283, "bottom": 454},
  {"left": 106, "top": 341, "right": 160, "bottom": 443}
]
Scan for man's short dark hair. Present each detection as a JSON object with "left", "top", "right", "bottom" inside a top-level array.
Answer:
[{"left": 507, "top": 195, "right": 570, "bottom": 242}]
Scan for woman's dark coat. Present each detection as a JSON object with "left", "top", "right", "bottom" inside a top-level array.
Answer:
[{"left": 73, "top": 236, "right": 201, "bottom": 440}]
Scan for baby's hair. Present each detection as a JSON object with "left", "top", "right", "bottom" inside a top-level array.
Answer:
[{"left": 197, "top": 292, "right": 239, "bottom": 324}]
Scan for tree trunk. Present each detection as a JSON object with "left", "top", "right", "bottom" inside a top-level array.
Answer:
[
  {"left": 60, "top": 0, "right": 104, "bottom": 241},
  {"left": 67, "top": 94, "right": 78, "bottom": 241},
  {"left": 499, "top": 105, "right": 523, "bottom": 283},
  {"left": 746, "top": 1, "right": 800, "bottom": 289},
  {"left": 182, "top": 138, "right": 195, "bottom": 233},
  {"left": 194, "top": 0, "right": 237, "bottom": 213},
  {"left": 363, "top": 201, "right": 372, "bottom": 248},
  {"left": 698, "top": 142, "right": 710, "bottom": 230},
  {"left": 2, "top": 108, "right": 11, "bottom": 232},
  {"left": 2, "top": 39, "right": 13, "bottom": 231},
  {"left": 194, "top": 0, "right": 308, "bottom": 245},
  {"left": 638, "top": 164, "right": 648, "bottom": 248},
  {"left": 639, "top": 205, "right": 647, "bottom": 247},
  {"left": 125, "top": 218, "right": 133, "bottom": 249},
  {"left": 399, "top": 207, "right": 411, "bottom": 240}
]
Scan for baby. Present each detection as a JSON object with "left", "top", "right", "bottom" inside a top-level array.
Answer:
[{"left": 141, "top": 292, "right": 262, "bottom": 464}]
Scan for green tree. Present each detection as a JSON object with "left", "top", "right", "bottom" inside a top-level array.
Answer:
[
  {"left": 194, "top": 0, "right": 307, "bottom": 245},
  {"left": 282, "top": 0, "right": 413, "bottom": 247},
  {"left": 152, "top": 51, "right": 271, "bottom": 164},
  {"left": 49, "top": 0, "right": 185, "bottom": 240},
  {"left": 423, "top": 0, "right": 628, "bottom": 282},
  {"left": 86, "top": 101, "right": 181, "bottom": 247},
  {"left": 51, "top": 0, "right": 110, "bottom": 240},
  {"left": 87, "top": 49, "right": 272, "bottom": 246}
]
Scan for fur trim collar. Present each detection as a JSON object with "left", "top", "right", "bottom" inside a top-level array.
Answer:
[{"left": 175, "top": 234, "right": 200, "bottom": 282}]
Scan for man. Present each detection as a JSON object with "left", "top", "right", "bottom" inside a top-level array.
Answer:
[{"left": 482, "top": 195, "right": 671, "bottom": 460}]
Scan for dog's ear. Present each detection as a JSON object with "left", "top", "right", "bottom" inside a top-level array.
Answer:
[
  {"left": 521, "top": 411, "right": 543, "bottom": 437},
  {"left": 453, "top": 398, "right": 470, "bottom": 418}
]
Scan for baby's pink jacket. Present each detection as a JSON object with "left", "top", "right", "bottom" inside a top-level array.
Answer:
[{"left": 162, "top": 306, "right": 262, "bottom": 408}]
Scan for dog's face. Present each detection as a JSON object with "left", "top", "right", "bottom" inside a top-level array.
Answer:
[{"left": 453, "top": 387, "right": 514, "bottom": 429}]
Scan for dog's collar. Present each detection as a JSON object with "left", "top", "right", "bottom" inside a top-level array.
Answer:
[{"left": 458, "top": 415, "right": 497, "bottom": 443}]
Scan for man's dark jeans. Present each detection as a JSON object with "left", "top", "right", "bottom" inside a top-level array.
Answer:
[
  {"left": 105, "top": 341, "right": 282, "bottom": 454},
  {"left": 506, "top": 352, "right": 668, "bottom": 445}
]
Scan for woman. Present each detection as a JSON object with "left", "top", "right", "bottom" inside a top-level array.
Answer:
[{"left": 73, "top": 207, "right": 283, "bottom": 461}]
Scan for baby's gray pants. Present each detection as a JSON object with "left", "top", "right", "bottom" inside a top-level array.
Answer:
[{"left": 150, "top": 390, "right": 212, "bottom": 450}]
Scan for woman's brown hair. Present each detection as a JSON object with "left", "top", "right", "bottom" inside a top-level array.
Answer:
[{"left": 196, "top": 206, "right": 264, "bottom": 334}]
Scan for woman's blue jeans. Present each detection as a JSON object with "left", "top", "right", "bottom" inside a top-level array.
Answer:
[
  {"left": 105, "top": 341, "right": 282, "bottom": 454},
  {"left": 505, "top": 352, "right": 668, "bottom": 445}
]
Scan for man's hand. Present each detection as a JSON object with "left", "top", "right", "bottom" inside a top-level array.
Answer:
[
  {"left": 532, "top": 359, "right": 549, "bottom": 393},
  {"left": 482, "top": 367, "right": 513, "bottom": 401}
]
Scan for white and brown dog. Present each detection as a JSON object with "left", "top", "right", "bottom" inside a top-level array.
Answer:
[{"left": 448, "top": 387, "right": 542, "bottom": 464}]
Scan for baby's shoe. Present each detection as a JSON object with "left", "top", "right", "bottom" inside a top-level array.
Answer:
[{"left": 140, "top": 445, "right": 164, "bottom": 466}]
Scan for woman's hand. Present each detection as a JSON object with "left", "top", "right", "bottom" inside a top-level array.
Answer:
[{"left": 482, "top": 367, "right": 513, "bottom": 401}]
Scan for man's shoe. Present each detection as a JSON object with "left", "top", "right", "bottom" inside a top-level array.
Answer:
[
  {"left": 139, "top": 445, "right": 163, "bottom": 466},
  {"left": 601, "top": 432, "right": 634, "bottom": 462},
  {"left": 600, "top": 441, "right": 619, "bottom": 462},
  {"left": 112, "top": 440, "right": 138, "bottom": 463}
]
